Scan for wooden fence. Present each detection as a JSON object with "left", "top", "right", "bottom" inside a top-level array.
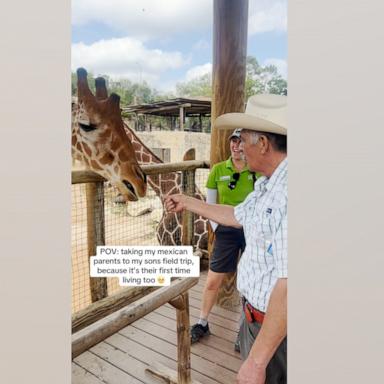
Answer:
[{"left": 72, "top": 160, "right": 209, "bottom": 383}]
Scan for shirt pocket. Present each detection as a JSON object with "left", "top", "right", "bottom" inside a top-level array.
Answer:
[
  {"left": 251, "top": 209, "right": 275, "bottom": 253},
  {"left": 249, "top": 199, "right": 286, "bottom": 255}
]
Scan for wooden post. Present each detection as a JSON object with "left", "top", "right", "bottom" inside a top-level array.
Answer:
[
  {"left": 172, "top": 293, "right": 191, "bottom": 384},
  {"left": 179, "top": 106, "right": 184, "bottom": 131},
  {"left": 211, "top": 0, "right": 248, "bottom": 158},
  {"left": 86, "top": 182, "right": 108, "bottom": 302},
  {"left": 182, "top": 149, "right": 196, "bottom": 246},
  {"left": 182, "top": 170, "right": 195, "bottom": 246},
  {"left": 210, "top": 0, "right": 249, "bottom": 308},
  {"left": 147, "top": 290, "right": 200, "bottom": 384}
]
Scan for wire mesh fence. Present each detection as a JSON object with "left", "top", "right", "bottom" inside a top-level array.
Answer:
[{"left": 71, "top": 163, "right": 210, "bottom": 314}]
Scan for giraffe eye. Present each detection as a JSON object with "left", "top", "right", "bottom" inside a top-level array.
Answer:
[{"left": 79, "top": 122, "right": 98, "bottom": 132}]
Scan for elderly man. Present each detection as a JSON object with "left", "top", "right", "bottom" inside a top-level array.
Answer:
[{"left": 165, "top": 94, "right": 287, "bottom": 384}]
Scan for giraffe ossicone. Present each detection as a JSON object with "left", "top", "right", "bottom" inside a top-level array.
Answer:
[{"left": 72, "top": 68, "right": 147, "bottom": 201}]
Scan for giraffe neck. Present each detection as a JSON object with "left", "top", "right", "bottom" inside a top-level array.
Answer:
[
  {"left": 125, "top": 127, "right": 163, "bottom": 164},
  {"left": 123, "top": 122, "right": 182, "bottom": 198},
  {"left": 122, "top": 122, "right": 208, "bottom": 252}
]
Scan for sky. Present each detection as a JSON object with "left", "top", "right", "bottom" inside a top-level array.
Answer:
[{"left": 71, "top": 0, "right": 287, "bottom": 93}]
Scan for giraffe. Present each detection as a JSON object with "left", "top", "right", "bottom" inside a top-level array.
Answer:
[
  {"left": 72, "top": 68, "right": 147, "bottom": 201},
  {"left": 124, "top": 125, "right": 209, "bottom": 257},
  {"left": 74, "top": 72, "right": 209, "bottom": 257}
]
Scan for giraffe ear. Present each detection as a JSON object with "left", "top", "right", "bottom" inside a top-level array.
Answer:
[{"left": 95, "top": 77, "right": 108, "bottom": 100}]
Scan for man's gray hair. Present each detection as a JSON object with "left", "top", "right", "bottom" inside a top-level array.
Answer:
[
  {"left": 242, "top": 129, "right": 287, "bottom": 153},
  {"left": 248, "top": 131, "right": 261, "bottom": 145}
]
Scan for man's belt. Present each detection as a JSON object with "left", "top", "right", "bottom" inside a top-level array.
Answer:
[{"left": 242, "top": 298, "right": 265, "bottom": 324}]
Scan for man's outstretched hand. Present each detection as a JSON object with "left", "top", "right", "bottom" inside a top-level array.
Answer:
[{"left": 164, "top": 194, "right": 186, "bottom": 213}]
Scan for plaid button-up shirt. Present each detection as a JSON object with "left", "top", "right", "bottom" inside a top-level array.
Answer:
[{"left": 234, "top": 158, "right": 288, "bottom": 312}]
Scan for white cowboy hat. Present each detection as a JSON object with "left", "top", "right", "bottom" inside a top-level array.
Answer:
[{"left": 215, "top": 94, "right": 287, "bottom": 135}]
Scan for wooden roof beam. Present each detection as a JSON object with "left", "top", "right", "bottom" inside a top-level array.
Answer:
[{"left": 123, "top": 103, "right": 192, "bottom": 115}]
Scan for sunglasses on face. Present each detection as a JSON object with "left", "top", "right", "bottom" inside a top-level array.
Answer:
[{"left": 228, "top": 173, "right": 240, "bottom": 190}]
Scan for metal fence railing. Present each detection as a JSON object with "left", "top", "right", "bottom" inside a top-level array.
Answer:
[{"left": 71, "top": 160, "right": 210, "bottom": 314}]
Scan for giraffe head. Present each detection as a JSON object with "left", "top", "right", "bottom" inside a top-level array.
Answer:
[{"left": 72, "top": 68, "right": 147, "bottom": 201}]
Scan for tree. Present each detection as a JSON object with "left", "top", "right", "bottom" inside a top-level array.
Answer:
[
  {"left": 267, "top": 76, "right": 287, "bottom": 96},
  {"left": 71, "top": 54, "right": 287, "bottom": 104},
  {"left": 71, "top": 72, "right": 163, "bottom": 105},
  {"left": 245, "top": 56, "right": 287, "bottom": 97},
  {"left": 175, "top": 55, "right": 287, "bottom": 99},
  {"left": 175, "top": 73, "right": 212, "bottom": 98}
]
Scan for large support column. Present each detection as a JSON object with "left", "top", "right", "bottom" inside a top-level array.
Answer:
[
  {"left": 211, "top": 0, "right": 249, "bottom": 162},
  {"left": 210, "top": 0, "right": 249, "bottom": 309}
]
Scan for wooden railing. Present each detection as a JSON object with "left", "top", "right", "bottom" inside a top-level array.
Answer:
[
  {"left": 72, "top": 277, "right": 199, "bottom": 384},
  {"left": 71, "top": 160, "right": 210, "bottom": 184}
]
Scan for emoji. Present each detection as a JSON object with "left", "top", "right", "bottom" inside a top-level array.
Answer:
[{"left": 157, "top": 276, "right": 165, "bottom": 284}]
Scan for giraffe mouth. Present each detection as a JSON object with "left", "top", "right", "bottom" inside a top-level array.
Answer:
[{"left": 123, "top": 180, "right": 138, "bottom": 201}]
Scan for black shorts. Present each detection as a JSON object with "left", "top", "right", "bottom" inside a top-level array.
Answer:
[{"left": 210, "top": 225, "right": 246, "bottom": 273}]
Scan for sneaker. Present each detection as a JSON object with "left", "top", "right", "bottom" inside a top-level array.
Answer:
[
  {"left": 190, "top": 323, "right": 210, "bottom": 344},
  {"left": 234, "top": 332, "right": 240, "bottom": 352}
]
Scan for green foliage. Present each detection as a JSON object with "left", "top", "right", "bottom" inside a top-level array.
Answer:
[
  {"left": 71, "top": 72, "right": 164, "bottom": 105},
  {"left": 175, "top": 73, "right": 212, "bottom": 98},
  {"left": 266, "top": 77, "right": 287, "bottom": 96},
  {"left": 245, "top": 56, "right": 287, "bottom": 97},
  {"left": 71, "top": 55, "right": 287, "bottom": 106},
  {"left": 174, "top": 56, "right": 287, "bottom": 99}
]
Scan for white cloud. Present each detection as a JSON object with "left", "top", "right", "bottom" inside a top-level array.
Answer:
[
  {"left": 72, "top": 0, "right": 212, "bottom": 40},
  {"left": 71, "top": 37, "right": 187, "bottom": 84},
  {"left": 72, "top": 0, "right": 286, "bottom": 40},
  {"left": 263, "top": 58, "right": 287, "bottom": 79},
  {"left": 248, "top": 0, "right": 287, "bottom": 35},
  {"left": 71, "top": 1, "right": 286, "bottom": 92},
  {"left": 185, "top": 63, "right": 212, "bottom": 81},
  {"left": 192, "top": 39, "right": 210, "bottom": 52}
]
